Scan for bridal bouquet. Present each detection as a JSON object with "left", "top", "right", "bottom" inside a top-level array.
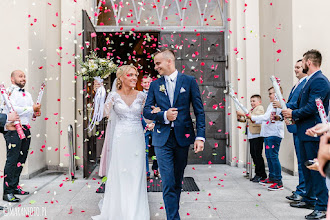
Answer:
[
  {"left": 76, "top": 52, "right": 117, "bottom": 81},
  {"left": 76, "top": 52, "right": 117, "bottom": 132}
]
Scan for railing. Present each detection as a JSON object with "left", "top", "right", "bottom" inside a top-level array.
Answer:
[
  {"left": 245, "top": 141, "right": 253, "bottom": 180},
  {"left": 68, "top": 125, "right": 76, "bottom": 181}
]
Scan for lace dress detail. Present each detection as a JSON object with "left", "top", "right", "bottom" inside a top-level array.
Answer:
[{"left": 92, "top": 91, "right": 150, "bottom": 220}]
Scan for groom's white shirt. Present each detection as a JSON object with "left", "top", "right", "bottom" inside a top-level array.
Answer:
[{"left": 163, "top": 70, "right": 205, "bottom": 142}]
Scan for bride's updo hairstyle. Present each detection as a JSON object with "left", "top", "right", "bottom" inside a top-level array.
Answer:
[{"left": 116, "top": 65, "right": 138, "bottom": 90}]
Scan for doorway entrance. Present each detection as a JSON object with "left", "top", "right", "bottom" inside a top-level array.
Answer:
[{"left": 94, "top": 31, "right": 227, "bottom": 165}]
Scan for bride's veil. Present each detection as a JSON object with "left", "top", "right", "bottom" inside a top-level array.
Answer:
[{"left": 97, "top": 78, "right": 118, "bottom": 211}]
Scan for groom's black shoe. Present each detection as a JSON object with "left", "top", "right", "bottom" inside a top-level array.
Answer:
[
  {"left": 14, "top": 188, "right": 29, "bottom": 195},
  {"left": 96, "top": 183, "right": 105, "bottom": 193},
  {"left": 3, "top": 194, "right": 20, "bottom": 203}
]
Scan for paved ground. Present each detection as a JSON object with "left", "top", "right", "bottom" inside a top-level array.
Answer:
[{"left": 0, "top": 165, "right": 312, "bottom": 220}]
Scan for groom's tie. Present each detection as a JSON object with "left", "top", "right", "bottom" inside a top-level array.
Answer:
[{"left": 167, "top": 78, "right": 175, "bottom": 106}]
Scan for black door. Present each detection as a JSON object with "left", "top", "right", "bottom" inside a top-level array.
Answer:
[
  {"left": 160, "top": 32, "right": 227, "bottom": 164},
  {"left": 82, "top": 10, "right": 97, "bottom": 178}
]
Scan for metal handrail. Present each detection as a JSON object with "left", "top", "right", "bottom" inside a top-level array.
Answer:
[{"left": 68, "top": 125, "right": 76, "bottom": 181}]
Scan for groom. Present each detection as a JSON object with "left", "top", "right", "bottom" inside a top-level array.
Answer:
[{"left": 144, "top": 49, "right": 205, "bottom": 220}]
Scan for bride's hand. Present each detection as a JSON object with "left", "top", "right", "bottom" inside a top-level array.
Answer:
[
  {"left": 94, "top": 80, "right": 103, "bottom": 92},
  {"left": 147, "top": 123, "right": 155, "bottom": 131},
  {"left": 151, "top": 106, "right": 161, "bottom": 114}
]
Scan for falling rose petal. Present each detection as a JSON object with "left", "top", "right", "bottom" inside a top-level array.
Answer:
[
  {"left": 44, "top": 117, "right": 49, "bottom": 120},
  {"left": 214, "top": 75, "right": 219, "bottom": 79},
  {"left": 91, "top": 32, "right": 97, "bottom": 38},
  {"left": 221, "top": 156, "right": 225, "bottom": 160},
  {"left": 59, "top": 183, "right": 63, "bottom": 187},
  {"left": 272, "top": 38, "right": 276, "bottom": 43},
  {"left": 64, "top": 153, "right": 70, "bottom": 157},
  {"left": 187, "top": 213, "right": 190, "bottom": 216},
  {"left": 185, "top": 134, "right": 190, "bottom": 138},
  {"left": 17, "top": 162, "right": 22, "bottom": 167},
  {"left": 276, "top": 49, "right": 282, "bottom": 53},
  {"left": 227, "top": 18, "right": 231, "bottom": 21},
  {"left": 251, "top": 78, "right": 256, "bottom": 81},
  {"left": 160, "top": 206, "right": 164, "bottom": 209}
]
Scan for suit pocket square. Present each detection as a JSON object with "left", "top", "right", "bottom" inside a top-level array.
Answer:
[{"left": 180, "top": 87, "right": 186, "bottom": 93}]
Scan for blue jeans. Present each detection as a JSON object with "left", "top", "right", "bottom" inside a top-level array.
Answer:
[
  {"left": 264, "top": 136, "right": 282, "bottom": 182},
  {"left": 293, "top": 134, "right": 306, "bottom": 196}
]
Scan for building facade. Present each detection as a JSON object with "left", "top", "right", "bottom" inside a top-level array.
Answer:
[{"left": 0, "top": 0, "right": 329, "bottom": 178}]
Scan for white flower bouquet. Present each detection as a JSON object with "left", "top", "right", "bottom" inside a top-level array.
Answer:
[
  {"left": 76, "top": 51, "right": 117, "bottom": 81},
  {"left": 76, "top": 52, "right": 117, "bottom": 131}
]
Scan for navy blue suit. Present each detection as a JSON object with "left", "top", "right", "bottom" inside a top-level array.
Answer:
[
  {"left": 143, "top": 72, "right": 205, "bottom": 220},
  {"left": 0, "top": 113, "right": 7, "bottom": 133},
  {"left": 287, "top": 70, "right": 330, "bottom": 211},
  {"left": 286, "top": 77, "right": 307, "bottom": 197}
]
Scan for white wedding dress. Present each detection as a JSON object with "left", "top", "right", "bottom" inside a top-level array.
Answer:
[{"left": 92, "top": 91, "right": 150, "bottom": 220}]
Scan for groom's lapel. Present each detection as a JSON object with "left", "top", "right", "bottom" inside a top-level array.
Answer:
[
  {"left": 173, "top": 72, "right": 183, "bottom": 106},
  {"left": 160, "top": 76, "right": 171, "bottom": 106}
]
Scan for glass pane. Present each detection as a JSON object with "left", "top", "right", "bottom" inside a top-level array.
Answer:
[
  {"left": 138, "top": 0, "right": 160, "bottom": 26},
  {"left": 97, "top": 0, "right": 116, "bottom": 26},
  {"left": 182, "top": 0, "right": 202, "bottom": 26},
  {"left": 161, "top": 0, "right": 181, "bottom": 26},
  {"left": 203, "top": 0, "right": 223, "bottom": 26},
  {"left": 117, "top": 0, "right": 137, "bottom": 26},
  {"left": 96, "top": 0, "right": 224, "bottom": 27}
]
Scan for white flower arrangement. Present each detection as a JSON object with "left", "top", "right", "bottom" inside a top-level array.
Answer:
[
  {"left": 159, "top": 85, "right": 166, "bottom": 93},
  {"left": 76, "top": 52, "right": 117, "bottom": 81}
]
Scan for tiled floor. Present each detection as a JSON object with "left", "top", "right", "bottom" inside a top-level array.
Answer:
[{"left": 0, "top": 165, "right": 313, "bottom": 219}]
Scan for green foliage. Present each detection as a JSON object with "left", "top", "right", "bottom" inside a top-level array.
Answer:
[{"left": 76, "top": 52, "right": 117, "bottom": 81}]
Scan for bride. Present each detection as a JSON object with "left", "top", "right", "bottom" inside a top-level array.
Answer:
[{"left": 92, "top": 65, "right": 153, "bottom": 220}]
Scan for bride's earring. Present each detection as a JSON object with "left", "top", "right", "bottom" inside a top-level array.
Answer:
[{"left": 117, "top": 79, "right": 122, "bottom": 90}]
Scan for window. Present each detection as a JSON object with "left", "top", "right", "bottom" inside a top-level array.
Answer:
[{"left": 95, "top": 0, "right": 225, "bottom": 29}]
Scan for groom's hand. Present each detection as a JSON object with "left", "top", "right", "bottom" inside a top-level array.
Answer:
[
  {"left": 194, "top": 140, "right": 204, "bottom": 153},
  {"left": 166, "top": 108, "right": 178, "bottom": 121}
]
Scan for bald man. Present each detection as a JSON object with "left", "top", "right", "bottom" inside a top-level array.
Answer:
[{"left": 1, "top": 70, "right": 41, "bottom": 203}]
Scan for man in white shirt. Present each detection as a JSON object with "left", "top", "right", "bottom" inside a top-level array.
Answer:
[
  {"left": 141, "top": 75, "right": 159, "bottom": 180},
  {"left": 2, "top": 70, "right": 41, "bottom": 203}
]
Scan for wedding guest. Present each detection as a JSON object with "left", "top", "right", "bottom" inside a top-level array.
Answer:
[
  {"left": 141, "top": 75, "right": 159, "bottom": 180},
  {"left": 283, "top": 49, "right": 329, "bottom": 219},
  {"left": 1, "top": 70, "right": 41, "bottom": 203},
  {"left": 274, "top": 60, "right": 307, "bottom": 201},
  {"left": 244, "top": 87, "right": 285, "bottom": 190},
  {"left": 237, "top": 94, "right": 267, "bottom": 182},
  {"left": 0, "top": 111, "right": 19, "bottom": 209}
]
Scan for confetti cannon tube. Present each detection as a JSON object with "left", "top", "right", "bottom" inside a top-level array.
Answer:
[
  {"left": 228, "top": 83, "right": 241, "bottom": 111},
  {"left": 315, "top": 98, "right": 328, "bottom": 124},
  {"left": 32, "top": 82, "right": 46, "bottom": 121},
  {"left": 270, "top": 76, "right": 287, "bottom": 110},
  {"left": 0, "top": 84, "right": 25, "bottom": 139},
  {"left": 228, "top": 87, "right": 249, "bottom": 114}
]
